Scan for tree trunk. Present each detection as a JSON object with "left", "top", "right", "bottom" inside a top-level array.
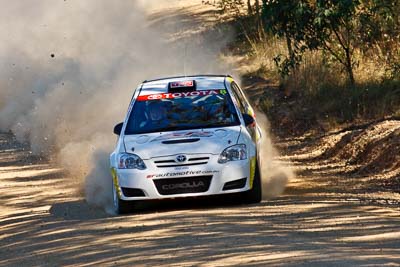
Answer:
[
  {"left": 345, "top": 48, "right": 355, "bottom": 86},
  {"left": 286, "top": 35, "right": 294, "bottom": 61},
  {"left": 255, "top": 0, "right": 260, "bottom": 17},
  {"left": 255, "top": 0, "right": 263, "bottom": 41},
  {"left": 247, "top": 0, "right": 253, "bottom": 15}
]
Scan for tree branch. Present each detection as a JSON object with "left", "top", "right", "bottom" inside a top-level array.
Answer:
[{"left": 322, "top": 41, "right": 346, "bottom": 66}]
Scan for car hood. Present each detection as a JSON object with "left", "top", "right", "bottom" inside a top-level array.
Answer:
[{"left": 123, "top": 126, "right": 242, "bottom": 159}]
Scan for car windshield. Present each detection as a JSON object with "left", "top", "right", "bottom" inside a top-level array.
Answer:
[{"left": 125, "top": 89, "right": 240, "bottom": 134}]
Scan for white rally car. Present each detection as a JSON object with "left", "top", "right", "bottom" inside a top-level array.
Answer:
[{"left": 110, "top": 75, "right": 263, "bottom": 213}]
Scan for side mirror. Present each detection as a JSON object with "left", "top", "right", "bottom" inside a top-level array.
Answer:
[
  {"left": 113, "top": 122, "right": 123, "bottom": 135},
  {"left": 242, "top": 113, "right": 255, "bottom": 127}
]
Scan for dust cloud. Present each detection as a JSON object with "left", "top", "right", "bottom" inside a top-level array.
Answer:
[
  {"left": 256, "top": 112, "right": 294, "bottom": 199},
  {"left": 0, "top": 1, "right": 230, "bottom": 210}
]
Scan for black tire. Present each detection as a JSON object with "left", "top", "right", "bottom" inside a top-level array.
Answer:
[
  {"left": 112, "top": 180, "right": 132, "bottom": 214},
  {"left": 242, "top": 163, "right": 262, "bottom": 204}
]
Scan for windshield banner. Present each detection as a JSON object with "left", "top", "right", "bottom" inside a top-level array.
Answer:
[{"left": 137, "top": 89, "right": 227, "bottom": 101}]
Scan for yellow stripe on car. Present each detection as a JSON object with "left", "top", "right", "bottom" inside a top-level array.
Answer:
[
  {"left": 247, "top": 107, "right": 255, "bottom": 117},
  {"left": 111, "top": 167, "right": 122, "bottom": 198},
  {"left": 255, "top": 126, "right": 261, "bottom": 142},
  {"left": 249, "top": 156, "right": 256, "bottom": 189}
]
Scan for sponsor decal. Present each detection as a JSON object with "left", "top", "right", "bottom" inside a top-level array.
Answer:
[
  {"left": 174, "top": 166, "right": 189, "bottom": 170},
  {"left": 170, "top": 80, "right": 194, "bottom": 88},
  {"left": 161, "top": 181, "right": 205, "bottom": 190},
  {"left": 147, "top": 170, "right": 219, "bottom": 179},
  {"left": 151, "top": 131, "right": 213, "bottom": 142},
  {"left": 137, "top": 89, "right": 227, "bottom": 101}
]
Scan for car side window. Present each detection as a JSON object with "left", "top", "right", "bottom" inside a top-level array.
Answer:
[{"left": 231, "top": 82, "right": 247, "bottom": 113}]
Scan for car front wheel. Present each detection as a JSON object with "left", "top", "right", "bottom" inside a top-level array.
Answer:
[
  {"left": 242, "top": 162, "right": 262, "bottom": 204},
  {"left": 112, "top": 180, "right": 131, "bottom": 214}
]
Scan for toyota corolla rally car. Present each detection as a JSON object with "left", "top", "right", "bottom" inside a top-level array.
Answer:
[{"left": 110, "top": 75, "right": 263, "bottom": 214}]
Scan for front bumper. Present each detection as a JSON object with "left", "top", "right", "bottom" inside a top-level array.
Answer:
[{"left": 112, "top": 155, "right": 253, "bottom": 200}]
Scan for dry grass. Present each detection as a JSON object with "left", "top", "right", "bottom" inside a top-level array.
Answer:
[{"left": 240, "top": 38, "right": 400, "bottom": 129}]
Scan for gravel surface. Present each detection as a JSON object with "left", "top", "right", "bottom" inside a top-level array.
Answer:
[{"left": 1, "top": 130, "right": 399, "bottom": 266}]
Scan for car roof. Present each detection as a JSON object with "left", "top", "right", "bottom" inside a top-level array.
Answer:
[{"left": 140, "top": 75, "right": 232, "bottom": 93}]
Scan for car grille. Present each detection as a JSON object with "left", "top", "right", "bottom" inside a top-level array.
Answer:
[
  {"left": 153, "top": 175, "right": 212, "bottom": 195},
  {"left": 153, "top": 156, "right": 210, "bottom": 168}
]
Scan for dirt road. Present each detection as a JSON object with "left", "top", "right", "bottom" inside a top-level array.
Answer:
[
  {"left": 1, "top": 1, "right": 400, "bottom": 266},
  {"left": 1, "top": 130, "right": 400, "bottom": 266}
]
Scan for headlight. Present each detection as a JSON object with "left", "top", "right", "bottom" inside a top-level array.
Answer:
[
  {"left": 218, "top": 144, "right": 247, "bottom": 164},
  {"left": 118, "top": 153, "right": 146, "bottom": 170}
]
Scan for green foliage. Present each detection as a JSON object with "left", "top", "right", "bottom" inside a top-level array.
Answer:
[
  {"left": 206, "top": 0, "right": 399, "bottom": 86},
  {"left": 262, "top": 0, "right": 362, "bottom": 85},
  {"left": 206, "top": 0, "right": 400, "bottom": 127},
  {"left": 261, "top": 0, "right": 400, "bottom": 86},
  {"left": 357, "top": 0, "right": 400, "bottom": 79}
]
